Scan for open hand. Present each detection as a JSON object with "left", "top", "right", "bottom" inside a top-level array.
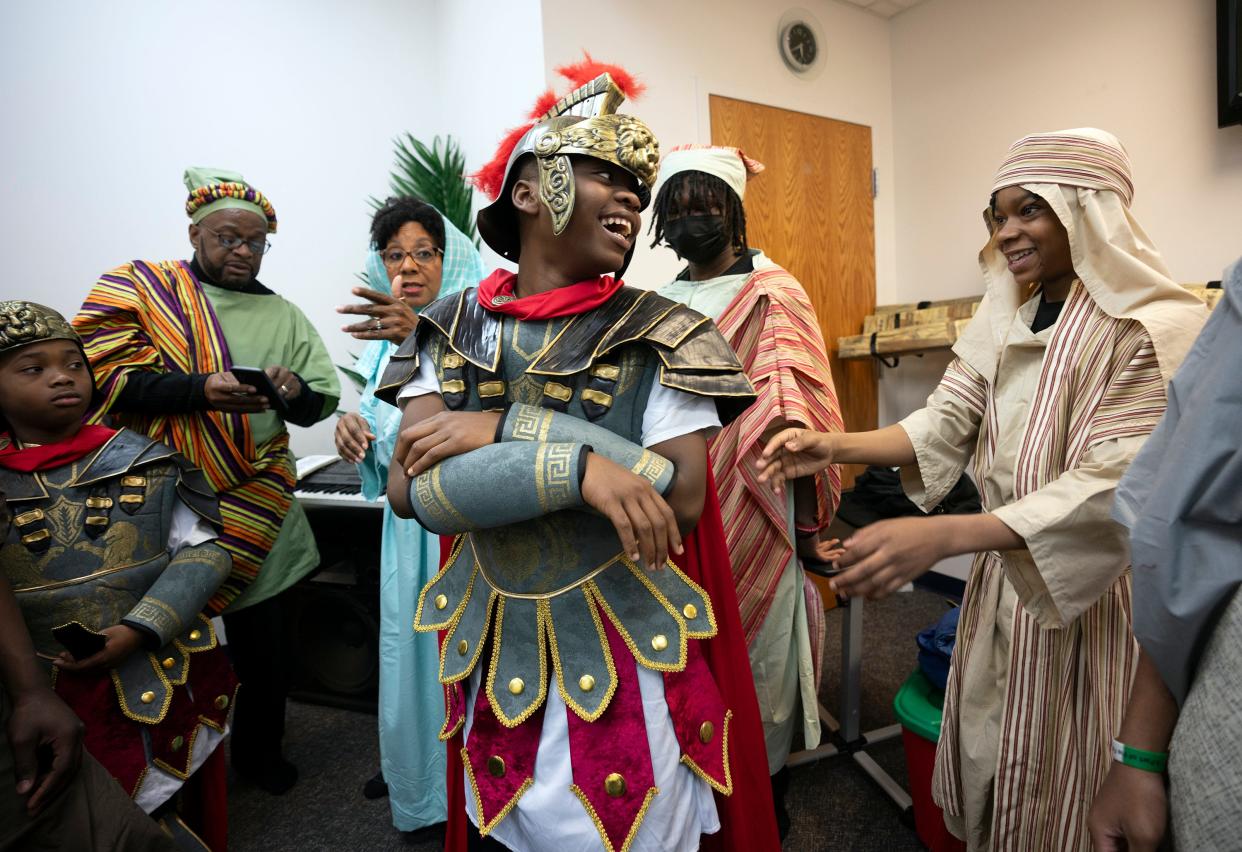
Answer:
[
  {"left": 335, "top": 412, "right": 376, "bottom": 464},
  {"left": 1088, "top": 763, "right": 1167, "bottom": 852},
  {"left": 204, "top": 372, "right": 268, "bottom": 413},
  {"left": 8, "top": 687, "right": 84, "bottom": 815},
  {"left": 395, "top": 411, "right": 501, "bottom": 477},
  {"left": 756, "top": 428, "right": 837, "bottom": 495},
  {"left": 831, "top": 516, "right": 944, "bottom": 600},
  {"left": 581, "top": 453, "right": 683, "bottom": 572},
  {"left": 337, "top": 287, "right": 418, "bottom": 344},
  {"left": 798, "top": 535, "right": 845, "bottom": 564},
  {"left": 53, "top": 624, "right": 145, "bottom": 673}
]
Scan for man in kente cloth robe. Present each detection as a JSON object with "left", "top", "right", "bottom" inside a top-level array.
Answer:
[
  {"left": 0, "top": 301, "right": 237, "bottom": 850},
  {"left": 1089, "top": 258, "right": 1242, "bottom": 851},
  {"left": 756, "top": 129, "right": 1207, "bottom": 850},
  {"left": 376, "top": 56, "right": 779, "bottom": 852},
  {"left": 73, "top": 169, "right": 341, "bottom": 794},
  {"left": 651, "top": 146, "right": 844, "bottom": 834}
]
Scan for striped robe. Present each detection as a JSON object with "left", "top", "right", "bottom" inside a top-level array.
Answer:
[
  {"left": 712, "top": 265, "right": 843, "bottom": 646},
  {"left": 900, "top": 281, "right": 1165, "bottom": 850},
  {"left": 74, "top": 260, "right": 296, "bottom": 612}
]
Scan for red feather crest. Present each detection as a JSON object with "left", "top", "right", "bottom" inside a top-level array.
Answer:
[{"left": 472, "top": 53, "right": 644, "bottom": 199}]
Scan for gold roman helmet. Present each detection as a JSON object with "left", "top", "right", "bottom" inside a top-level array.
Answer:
[
  {"left": 474, "top": 61, "right": 659, "bottom": 269},
  {"left": 0, "top": 301, "right": 82, "bottom": 357}
]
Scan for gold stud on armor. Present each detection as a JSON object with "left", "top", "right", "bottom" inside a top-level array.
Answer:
[
  {"left": 682, "top": 603, "right": 698, "bottom": 620},
  {"left": 604, "top": 772, "right": 627, "bottom": 798},
  {"left": 508, "top": 678, "right": 525, "bottom": 696},
  {"left": 650, "top": 634, "right": 668, "bottom": 652},
  {"left": 171, "top": 735, "right": 185, "bottom": 752},
  {"left": 140, "top": 691, "right": 155, "bottom": 704},
  {"left": 488, "top": 756, "right": 506, "bottom": 778},
  {"left": 458, "top": 639, "right": 469, "bottom": 656},
  {"left": 435, "top": 594, "right": 449, "bottom": 610},
  {"left": 699, "top": 721, "right": 715, "bottom": 744},
  {"left": 214, "top": 694, "right": 230, "bottom": 710},
  {"left": 162, "top": 657, "right": 175, "bottom": 670},
  {"left": 578, "top": 674, "right": 596, "bottom": 693}
]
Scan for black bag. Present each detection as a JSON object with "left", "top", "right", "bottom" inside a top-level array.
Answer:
[{"left": 836, "top": 465, "right": 980, "bottom": 529}]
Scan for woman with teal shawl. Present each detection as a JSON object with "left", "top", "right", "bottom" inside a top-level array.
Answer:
[{"left": 336, "top": 197, "right": 485, "bottom": 831}]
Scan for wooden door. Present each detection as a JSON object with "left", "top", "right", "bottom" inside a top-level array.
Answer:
[{"left": 710, "top": 95, "right": 877, "bottom": 487}]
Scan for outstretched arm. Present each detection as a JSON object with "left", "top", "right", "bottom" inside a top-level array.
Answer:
[{"left": 756, "top": 424, "right": 917, "bottom": 495}]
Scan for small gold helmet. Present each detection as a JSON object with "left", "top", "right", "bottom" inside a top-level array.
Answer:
[
  {"left": 0, "top": 301, "right": 82, "bottom": 358},
  {"left": 474, "top": 57, "right": 659, "bottom": 269}
]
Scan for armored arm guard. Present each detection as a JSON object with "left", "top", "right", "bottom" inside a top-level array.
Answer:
[
  {"left": 122, "top": 541, "right": 231, "bottom": 647},
  {"left": 409, "top": 441, "right": 590, "bottom": 534},
  {"left": 498, "top": 403, "right": 675, "bottom": 496}
]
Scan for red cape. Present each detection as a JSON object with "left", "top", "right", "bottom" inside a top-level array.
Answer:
[{"left": 440, "top": 466, "right": 779, "bottom": 851}]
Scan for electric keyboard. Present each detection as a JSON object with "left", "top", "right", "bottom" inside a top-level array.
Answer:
[{"left": 294, "top": 454, "right": 384, "bottom": 510}]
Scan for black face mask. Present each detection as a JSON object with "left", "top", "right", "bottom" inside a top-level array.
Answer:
[{"left": 664, "top": 215, "right": 730, "bottom": 264}]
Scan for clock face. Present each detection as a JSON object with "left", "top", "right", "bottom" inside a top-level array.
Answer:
[{"left": 786, "top": 22, "right": 817, "bottom": 68}]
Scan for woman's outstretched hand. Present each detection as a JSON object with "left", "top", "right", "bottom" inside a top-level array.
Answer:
[{"left": 756, "top": 428, "right": 836, "bottom": 495}]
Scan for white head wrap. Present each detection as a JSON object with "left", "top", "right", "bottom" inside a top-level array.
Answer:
[
  {"left": 955, "top": 128, "right": 1206, "bottom": 385},
  {"left": 654, "top": 145, "right": 765, "bottom": 203}
]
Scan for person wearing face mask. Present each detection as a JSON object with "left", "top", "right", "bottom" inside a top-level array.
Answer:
[
  {"left": 73, "top": 168, "right": 341, "bottom": 796},
  {"left": 651, "top": 145, "right": 845, "bottom": 838},
  {"left": 332, "top": 196, "right": 484, "bottom": 832}
]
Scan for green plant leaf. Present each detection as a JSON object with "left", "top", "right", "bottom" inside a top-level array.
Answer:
[{"left": 375, "top": 133, "right": 477, "bottom": 243}]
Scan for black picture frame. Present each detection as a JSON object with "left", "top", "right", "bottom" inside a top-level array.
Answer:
[{"left": 1218, "top": 0, "right": 1242, "bottom": 127}]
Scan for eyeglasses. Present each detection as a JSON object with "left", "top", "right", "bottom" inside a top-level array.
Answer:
[
  {"left": 200, "top": 224, "right": 272, "bottom": 256},
  {"left": 382, "top": 247, "right": 443, "bottom": 267}
]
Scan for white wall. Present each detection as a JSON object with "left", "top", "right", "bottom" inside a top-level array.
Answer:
[
  {"left": 539, "top": 0, "right": 898, "bottom": 304},
  {"left": 881, "top": 0, "right": 1242, "bottom": 421},
  {"left": 0, "top": 0, "right": 546, "bottom": 454}
]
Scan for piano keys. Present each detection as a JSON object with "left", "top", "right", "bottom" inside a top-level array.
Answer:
[{"left": 294, "top": 454, "right": 384, "bottom": 510}]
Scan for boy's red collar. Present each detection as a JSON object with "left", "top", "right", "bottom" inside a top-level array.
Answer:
[
  {"left": 0, "top": 424, "right": 116, "bottom": 472},
  {"left": 476, "top": 270, "right": 623, "bottom": 321}
]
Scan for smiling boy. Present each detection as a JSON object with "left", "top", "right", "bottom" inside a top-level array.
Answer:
[
  {"left": 0, "top": 301, "right": 236, "bottom": 847},
  {"left": 376, "top": 60, "right": 778, "bottom": 851}
]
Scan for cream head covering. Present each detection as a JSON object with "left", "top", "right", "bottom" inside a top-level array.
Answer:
[
  {"left": 654, "top": 145, "right": 765, "bottom": 203},
  {"left": 955, "top": 127, "right": 1206, "bottom": 385}
]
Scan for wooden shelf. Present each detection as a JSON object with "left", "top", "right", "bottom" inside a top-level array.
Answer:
[{"left": 839, "top": 284, "right": 1222, "bottom": 361}]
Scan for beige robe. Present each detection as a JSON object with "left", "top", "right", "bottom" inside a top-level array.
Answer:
[{"left": 900, "top": 284, "right": 1164, "bottom": 851}]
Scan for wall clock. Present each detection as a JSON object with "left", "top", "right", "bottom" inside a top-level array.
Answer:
[{"left": 778, "top": 10, "right": 824, "bottom": 77}]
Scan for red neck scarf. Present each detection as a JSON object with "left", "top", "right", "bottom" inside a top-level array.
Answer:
[
  {"left": 475, "top": 269, "right": 624, "bottom": 320},
  {"left": 0, "top": 424, "right": 116, "bottom": 472}
]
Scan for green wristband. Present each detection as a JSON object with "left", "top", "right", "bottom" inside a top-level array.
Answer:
[{"left": 1111, "top": 738, "right": 1167, "bottom": 773}]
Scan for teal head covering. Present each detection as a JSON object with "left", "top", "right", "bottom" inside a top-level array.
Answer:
[{"left": 184, "top": 166, "right": 278, "bottom": 232}]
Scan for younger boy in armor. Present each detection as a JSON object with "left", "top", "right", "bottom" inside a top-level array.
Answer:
[{"left": 0, "top": 301, "right": 236, "bottom": 849}]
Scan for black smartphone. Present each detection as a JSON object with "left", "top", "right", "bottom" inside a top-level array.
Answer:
[
  {"left": 52, "top": 621, "right": 107, "bottom": 660},
  {"left": 229, "top": 366, "right": 289, "bottom": 414}
]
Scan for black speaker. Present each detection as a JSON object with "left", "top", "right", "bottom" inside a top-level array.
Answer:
[{"left": 284, "top": 504, "right": 383, "bottom": 713}]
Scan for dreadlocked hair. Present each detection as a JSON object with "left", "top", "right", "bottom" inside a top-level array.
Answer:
[
  {"left": 648, "top": 170, "right": 748, "bottom": 256},
  {"left": 370, "top": 196, "right": 446, "bottom": 252}
]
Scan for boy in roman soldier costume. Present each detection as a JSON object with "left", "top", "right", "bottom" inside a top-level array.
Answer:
[
  {"left": 379, "top": 57, "right": 779, "bottom": 851},
  {"left": 0, "top": 301, "right": 236, "bottom": 850}
]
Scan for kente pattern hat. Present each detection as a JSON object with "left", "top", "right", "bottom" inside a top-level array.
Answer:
[
  {"left": 990, "top": 128, "right": 1135, "bottom": 207},
  {"left": 184, "top": 166, "right": 278, "bottom": 232}
]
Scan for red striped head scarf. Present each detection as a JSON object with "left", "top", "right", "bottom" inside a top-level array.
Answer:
[
  {"left": 956, "top": 128, "right": 1206, "bottom": 386},
  {"left": 990, "top": 128, "right": 1135, "bottom": 207}
]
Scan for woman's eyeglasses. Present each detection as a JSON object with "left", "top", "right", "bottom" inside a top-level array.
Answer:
[{"left": 383, "top": 247, "right": 443, "bottom": 267}]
